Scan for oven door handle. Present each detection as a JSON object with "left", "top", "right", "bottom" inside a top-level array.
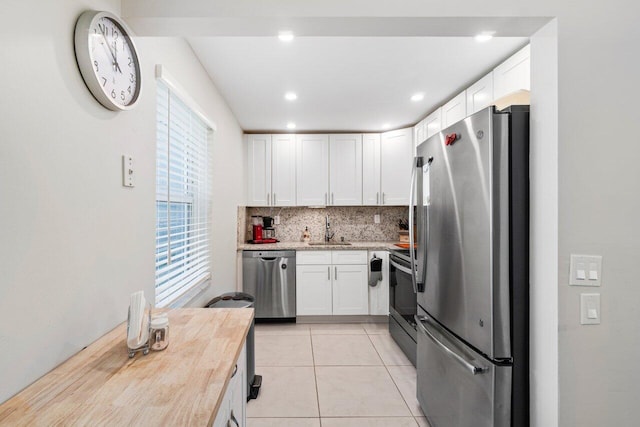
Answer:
[{"left": 389, "top": 258, "right": 414, "bottom": 276}]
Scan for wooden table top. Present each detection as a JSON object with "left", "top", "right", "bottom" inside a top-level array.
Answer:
[{"left": 0, "top": 308, "right": 253, "bottom": 426}]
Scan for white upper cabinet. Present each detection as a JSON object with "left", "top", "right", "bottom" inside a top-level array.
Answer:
[
  {"left": 362, "top": 133, "right": 381, "bottom": 205},
  {"left": 466, "top": 72, "right": 494, "bottom": 115},
  {"left": 271, "top": 134, "right": 296, "bottom": 206},
  {"left": 414, "top": 119, "right": 427, "bottom": 149},
  {"left": 296, "top": 134, "right": 329, "bottom": 206},
  {"left": 329, "top": 134, "right": 362, "bottom": 206},
  {"left": 493, "top": 44, "right": 530, "bottom": 100},
  {"left": 442, "top": 91, "right": 467, "bottom": 129},
  {"left": 380, "top": 127, "right": 413, "bottom": 205},
  {"left": 424, "top": 107, "right": 443, "bottom": 140},
  {"left": 246, "top": 134, "right": 272, "bottom": 206}
]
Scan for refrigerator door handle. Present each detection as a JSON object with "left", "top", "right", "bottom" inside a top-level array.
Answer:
[
  {"left": 408, "top": 157, "right": 421, "bottom": 294},
  {"left": 415, "top": 315, "right": 488, "bottom": 376}
]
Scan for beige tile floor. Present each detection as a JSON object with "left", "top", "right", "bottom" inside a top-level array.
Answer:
[{"left": 248, "top": 322, "right": 431, "bottom": 427}]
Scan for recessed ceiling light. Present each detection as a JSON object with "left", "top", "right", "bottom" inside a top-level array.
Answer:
[
  {"left": 411, "top": 93, "right": 424, "bottom": 102},
  {"left": 286, "top": 122, "right": 296, "bottom": 129},
  {"left": 381, "top": 123, "right": 391, "bottom": 130},
  {"left": 278, "top": 31, "right": 294, "bottom": 42},
  {"left": 284, "top": 92, "right": 297, "bottom": 101},
  {"left": 474, "top": 32, "right": 494, "bottom": 42}
]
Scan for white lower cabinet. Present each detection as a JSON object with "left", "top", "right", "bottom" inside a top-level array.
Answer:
[
  {"left": 213, "top": 344, "right": 247, "bottom": 427},
  {"left": 332, "top": 264, "right": 369, "bottom": 315},
  {"left": 296, "top": 264, "right": 333, "bottom": 315},
  {"left": 297, "top": 250, "right": 369, "bottom": 315},
  {"left": 368, "top": 250, "right": 389, "bottom": 315}
]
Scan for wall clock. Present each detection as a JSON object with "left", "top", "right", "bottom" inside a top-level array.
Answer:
[{"left": 74, "top": 10, "right": 142, "bottom": 111}]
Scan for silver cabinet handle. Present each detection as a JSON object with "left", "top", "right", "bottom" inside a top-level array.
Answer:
[
  {"left": 231, "top": 363, "right": 238, "bottom": 378},
  {"left": 334, "top": 266, "right": 338, "bottom": 280},
  {"left": 382, "top": 192, "right": 386, "bottom": 204},
  {"left": 415, "top": 315, "right": 488, "bottom": 375},
  {"left": 327, "top": 266, "right": 330, "bottom": 280},
  {"left": 331, "top": 193, "right": 334, "bottom": 205},
  {"left": 376, "top": 192, "right": 379, "bottom": 205},
  {"left": 325, "top": 193, "right": 328, "bottom": 205},
  {"left": 273, "top": 193, "right": 276, "bottom": 205},
  {"left": 267, "top": 193, "right": 270, "bottom": 205},
  {"left": 229, "top": 410, "right": 239, "bottom": 427}
]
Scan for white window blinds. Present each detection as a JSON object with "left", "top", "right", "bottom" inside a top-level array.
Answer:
[{"left": 155, "top": 81, "right": 212, "bottom": 307}]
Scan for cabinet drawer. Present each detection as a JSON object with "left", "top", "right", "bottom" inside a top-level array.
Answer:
[
  {"left": 297, "top": 250, "right": 332, "bottom": 265},
  {"left": 331, "top": 250, "right": 368, "bottom": 265}
]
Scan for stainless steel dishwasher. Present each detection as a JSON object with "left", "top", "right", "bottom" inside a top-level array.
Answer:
[{"left": 242, "top": 250, "right": 296, "bottom": 319}]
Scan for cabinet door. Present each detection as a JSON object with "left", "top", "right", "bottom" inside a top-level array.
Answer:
[
  {"left": 442, "top": 91, "right": 467, "bottom": 129},
  {"left": 332, "top": 264, "right": 369, "bottom": 315},
  {"left": 329, "top": 134, "right": 362, "bottom": 206},
  {"left": 246, "top": 134, "right": 271, "bottom": 206},
  {"left": 493, "top": 44, "right": 530, "bottom": 100},
  {"left": 380, "top": 128, "right": 413, "bottom": 205},
  {"left": 424, "top": 108, "right": 442, "bottom": 140},
  {"left": 362, "top": 133, "right": 381, "bottom": 205},
  {"left": 230, "top": 345, "right": 247, "bottom": 427},
  {"left": 296, "top": 134, "right": 329, "bottom": 206},
  {"left": 212, "top": 385, "right": 230, "bottom": 427},
  {"left": 466, "top": 72, "right": 494, "bottom": 115},
  {"left": 368, "top": 251, "right": 389, "bottom": 315},
  {"left": 271, "top": 134, "right": 296, "bottom": 206},
  {"left": 296, "top": 265, "right": 332, "bottom": 315}
]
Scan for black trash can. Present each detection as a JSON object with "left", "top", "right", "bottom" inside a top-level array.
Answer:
[{"left": 206, "top": 292, "right": 262, "bottom": 400}]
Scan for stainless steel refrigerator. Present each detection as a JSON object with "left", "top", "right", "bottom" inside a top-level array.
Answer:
[{"left": 409, "top": 106, "right": 529, "bottom": 427}]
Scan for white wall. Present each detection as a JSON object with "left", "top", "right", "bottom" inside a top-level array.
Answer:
[
  {"left": 529, "top": 20, "right": 558, "bottom": 427},
  {"left": 0, "top": 1, "right": 244, "bottom": 403}
]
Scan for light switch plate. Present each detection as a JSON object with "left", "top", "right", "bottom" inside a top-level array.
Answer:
[
  {"left": 580, "top": 293, "right": 601, "bottom": 325},
  {"left": 569, "top": 254, "right": 602, "bottom": 286},
  {"left": 122, "top": 155, "right": 134, "bottom": 187}
]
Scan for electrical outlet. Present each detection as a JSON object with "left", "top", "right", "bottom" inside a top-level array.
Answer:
[
  {"left": 374, "top": 214, "right": 381, "bottom": 224},
  {"left": 274, "top": 215, "right": 280, "bottom": 225}
]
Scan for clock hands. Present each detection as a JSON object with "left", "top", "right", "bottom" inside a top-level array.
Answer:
[{"left": 98, "top": 25, "right": 122, "bottom": 74}]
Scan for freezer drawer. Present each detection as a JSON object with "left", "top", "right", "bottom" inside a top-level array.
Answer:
[{"left": 416, "top": 312, "right": 511, "bottom": 427}]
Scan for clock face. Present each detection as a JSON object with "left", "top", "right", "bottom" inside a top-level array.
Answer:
[
  {"left": 75, "top": 11, "right": 141, "bottom": 111},
  {"left": 88, "top": 17, "right": 138, "bottom": 107}
]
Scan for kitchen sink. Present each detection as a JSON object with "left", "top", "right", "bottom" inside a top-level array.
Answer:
[{"left": 308, "top": 241, "right": 352, "bottom": 246}]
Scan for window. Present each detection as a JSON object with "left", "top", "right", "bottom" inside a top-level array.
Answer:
[{"left": 155, "top": 80, "right": 212, "bottom": 307}]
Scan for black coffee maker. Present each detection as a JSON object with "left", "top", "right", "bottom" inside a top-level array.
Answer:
[{"left": 262, "top": 216, "right": 276, "bottom": 240}]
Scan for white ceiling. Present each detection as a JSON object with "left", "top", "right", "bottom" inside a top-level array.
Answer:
[
  {"left": 187, "top": 36, "right": 528, "bottom": 132},
  {"left": 122, "top": 1, "right": 538, "bottom": 132}
]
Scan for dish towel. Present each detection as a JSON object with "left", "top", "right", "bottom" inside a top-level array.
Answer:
[{"left": 369, "top": 256, "right": 383, "bottom": 287}]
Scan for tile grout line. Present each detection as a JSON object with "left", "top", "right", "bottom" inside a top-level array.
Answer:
[
  {"left": 365, "top": 330, "right": 415, "bottom": 420},
  {"left": 309, "top": 329, "right": 323, "bottom": 427}
]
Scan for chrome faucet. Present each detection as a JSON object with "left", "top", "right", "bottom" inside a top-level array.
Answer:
[{"left": 324, "top": 215, "right": 335, "bottom": 242}]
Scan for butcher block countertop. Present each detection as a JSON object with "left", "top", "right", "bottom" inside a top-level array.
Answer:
[{"left": 0, "top": 308, "right": 253, "bottom": 426}]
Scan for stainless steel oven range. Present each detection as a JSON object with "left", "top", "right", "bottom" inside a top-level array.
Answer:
[{"left": 388, "top": 247, "right": 417, "bottom": 366}]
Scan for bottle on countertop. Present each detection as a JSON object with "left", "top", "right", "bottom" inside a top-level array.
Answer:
[{"left": 302, "top": 226, "right": 310, "bottom": 243}]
